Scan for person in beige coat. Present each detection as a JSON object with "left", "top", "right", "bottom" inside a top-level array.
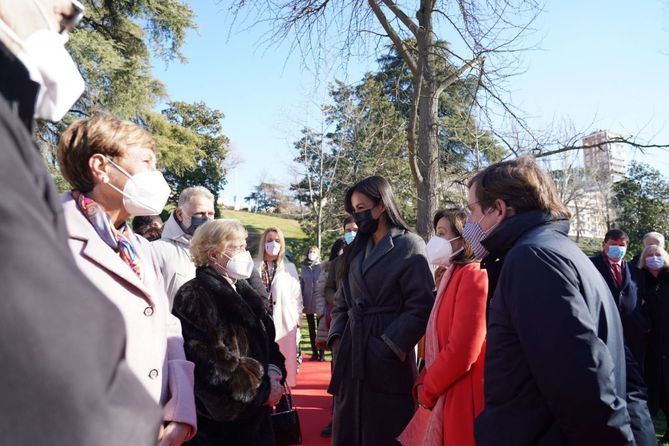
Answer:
[{"left": 58, "top": 115, "right": 197, "bottom": 445}]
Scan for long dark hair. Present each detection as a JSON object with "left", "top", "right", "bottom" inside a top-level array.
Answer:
[
  {"left": 338, "top": 176, "right": 411, "bottom": 280},
  {"left": 329, "top": 238, "right": 346, "bottom": 261}
]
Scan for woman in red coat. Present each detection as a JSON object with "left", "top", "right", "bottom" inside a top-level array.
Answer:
[{"left": 400, "top": 208, "right": 488, "bottom": 446}]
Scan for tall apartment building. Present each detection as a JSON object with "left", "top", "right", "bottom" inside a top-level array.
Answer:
[
  {"left": 551, "top": 130, "right": 628, "bottom": 240},
  {"left": 582, "top": 130, "right": 628, "bottom": 184}
]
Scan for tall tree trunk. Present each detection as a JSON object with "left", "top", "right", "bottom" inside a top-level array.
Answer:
[{"left": 415, "top": 1, "right": 439, "bottom": 240}]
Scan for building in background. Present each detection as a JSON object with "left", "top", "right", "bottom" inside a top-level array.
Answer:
[
  {"left": 583, "top": 130, "right": 628, "bottom": 184},
  {"left": 549, "top": 130, "right": 628, "bottom": 240}
]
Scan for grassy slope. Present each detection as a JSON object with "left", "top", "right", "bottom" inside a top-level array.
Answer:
[{"left": 219, "top": 209, "right": 310, "bottom": 261}]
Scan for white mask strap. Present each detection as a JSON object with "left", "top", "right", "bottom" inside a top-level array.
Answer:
[{"left": 31, "top": 0, "right": 56, "bottom": 31}]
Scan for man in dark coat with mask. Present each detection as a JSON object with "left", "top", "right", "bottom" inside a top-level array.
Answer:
[
  {"left": 467, "top": 157, "right": 636, "bottom": 446},
  {"left": 0, "top": 2, "right": 162, "bottom": 444}
]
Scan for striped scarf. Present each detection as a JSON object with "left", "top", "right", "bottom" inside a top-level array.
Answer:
[{"left": 72, "top": 191, "right": 142, "bottom": 278}]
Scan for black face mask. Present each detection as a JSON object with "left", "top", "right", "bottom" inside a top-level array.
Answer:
[
  {"left": 354, "top": 209, "right": 379, "bottom": 234},
  {"left": 184, "top": 215, "right": 210, "bottom": 236}
]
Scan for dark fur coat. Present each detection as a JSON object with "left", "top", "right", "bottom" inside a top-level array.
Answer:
[{"left": 173, "top": 267, "right": 286, "bottom": 445}]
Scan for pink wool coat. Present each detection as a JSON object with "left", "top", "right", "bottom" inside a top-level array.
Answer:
[{"left": 61, "top": 193, "right": 197, "bottom": 437}]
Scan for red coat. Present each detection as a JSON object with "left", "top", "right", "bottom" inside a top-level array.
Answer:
[{"left": 417, "top": 262, "right": 488, "bottom": 446}]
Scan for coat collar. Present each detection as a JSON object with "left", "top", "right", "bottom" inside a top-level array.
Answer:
[
  {"left": 0, "top": 41, "right": 39, "bottom": 131},
  {"left": 361, "top": 226, "right": 405, "bottom": 275},
  {"left": 61, "top": 192, "right": 153, "bottom": 303},
  {"left": 161, "top": 212, "right": 191, "bottom": 247},
  {"left": 195, "top": 267, "right": 267, "bottom": 326},
  {"left": 481, "top": 210, "right": 569, "bottom": 265}
]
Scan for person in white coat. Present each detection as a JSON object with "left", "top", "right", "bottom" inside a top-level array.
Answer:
[
  {"left": 256, "top": 227, "right": 303, "bottom": 387},
  {"left": 152, "top": 186, "right": 215, "bottom": 308}
]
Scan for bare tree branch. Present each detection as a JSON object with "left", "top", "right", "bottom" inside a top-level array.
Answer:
[
  {"left": 379, "top": 0, "right": 419, "bottom": 35},
  {"left": 366, "top": 0, "right": 418, "bottom": 75}
]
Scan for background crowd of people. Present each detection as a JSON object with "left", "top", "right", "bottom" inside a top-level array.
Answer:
[{"left": 3, "top": 2, "right": 669, "bottom": 446}]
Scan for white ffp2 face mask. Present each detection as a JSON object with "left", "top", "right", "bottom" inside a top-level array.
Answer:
[
  {"left": 217, "top": 250, "right": 254, "bottom": 280},
  {"left": 425, "top": 235, "right": 463, "bottom": 266},
  {"left": 0, "top": 9, "right": 85, "bottom": 121},
  {"left": 265, "top": 240, "right": 281, "bottom": 256},
  {"left": 105, "top": 157, "right": 171, "bottom": 216}
]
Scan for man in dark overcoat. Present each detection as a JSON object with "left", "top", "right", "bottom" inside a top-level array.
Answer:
[
  {"left": 469, "top": 157, "right": 636, "bottom": 446},
  {"left": 590, "top": 229, "right": 656, "bottom": 445},
  {"left": 0, "top": 2, "right": 161, "bottom": 444}
]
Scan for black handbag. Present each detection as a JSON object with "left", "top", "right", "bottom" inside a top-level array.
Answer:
[{"left": 271, "top": 386, "right": 302, "bottom": 445}]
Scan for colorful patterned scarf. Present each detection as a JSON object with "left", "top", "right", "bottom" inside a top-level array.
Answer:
[{"left": 72, "top": 191, "right": 142, "bottom": 278}]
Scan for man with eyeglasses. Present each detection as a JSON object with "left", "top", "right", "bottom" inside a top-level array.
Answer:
[
  {"left": 466, "top": 157, "right": 638, "bottom": 446},
  {"left": 0, "top": 1, "right": 162, "bottom": 444}
]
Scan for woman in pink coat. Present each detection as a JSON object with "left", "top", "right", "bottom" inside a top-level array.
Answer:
[
  {"left": 400, "top": 208, "right": 488, "bottom": 446},
  {"left": 57, "top": 115, "right": 197, "bottom": 445}
]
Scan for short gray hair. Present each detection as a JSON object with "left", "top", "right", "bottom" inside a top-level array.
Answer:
[
  {"left": 190, "top": 219, "right": 247, "bottom": 267},
  {"left": 643, "top": 231, "right": 665, "bottom": 247},
  {"left": 178, "top": 186, "right": 214, "bottom": 210}
]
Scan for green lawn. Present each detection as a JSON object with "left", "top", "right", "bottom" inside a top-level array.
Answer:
[{"left": 219, "top": 208, "right": 311, "bottom": 261}]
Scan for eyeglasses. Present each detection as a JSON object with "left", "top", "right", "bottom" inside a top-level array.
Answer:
[
  {"left": 462, "top": 200, "right": 482, "bottom": 215},
  {"left": 225, "top": 244, "right": 247, "bottom": 255}
]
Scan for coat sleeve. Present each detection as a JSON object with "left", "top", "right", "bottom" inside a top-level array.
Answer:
[
  {"left": 619, "top": 266, "right": 638, "bottom": 317},
  {"left": 382, "top": 248, "right": 435, "bottom": 356},
  {"left": 503, "top": 245, "right": 634, "bottom": 445},
  {"left": 172, "top": 286, "right": 272, "bottom": 423},
  {"left": 163, "top": 312, "right": 197, "bottom": 436},
  {"left": 328, "top": 268, "right": 349, "bottom": 347},
  {"left": 314, "top": 266, "right": 328, "bottom": 317},
  {"left": 420, "top": 265, "right": 487, "bottom": 407}
]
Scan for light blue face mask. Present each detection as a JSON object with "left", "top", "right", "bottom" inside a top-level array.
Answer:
[
  {"left": 344, "top": 231, "right": 357, "bottom": 245},
  {"left": 607, "top": 245, "right": 627, "bottom": 261},
  {"left": 646, "top": 256, "right": 665, "bottom": 270}
]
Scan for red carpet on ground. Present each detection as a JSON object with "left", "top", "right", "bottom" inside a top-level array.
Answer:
[{"left": 293, "top": 360, "right": 333, "bottom": 446}]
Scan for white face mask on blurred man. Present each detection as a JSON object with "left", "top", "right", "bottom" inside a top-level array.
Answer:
[{"left": 0, "top": 0, "right": 85, "bottom": 121}]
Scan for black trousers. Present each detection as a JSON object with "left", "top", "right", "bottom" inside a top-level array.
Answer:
[{"left": 305, "top": 313, "right": 323, "bottom": 357}]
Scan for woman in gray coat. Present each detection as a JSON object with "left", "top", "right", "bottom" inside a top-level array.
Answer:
[
  {"left": 301, "top": 245, "right": 323, "bottom": 360},
  {"left": 327, "top": 176, "right": 434, "bottom": 445}
]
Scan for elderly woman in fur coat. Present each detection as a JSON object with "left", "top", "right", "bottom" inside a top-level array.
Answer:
[{"left": 173, "top": 219, "right": 287, "bottom": 445}]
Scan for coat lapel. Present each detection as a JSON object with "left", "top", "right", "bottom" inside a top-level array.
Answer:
[
  {"left": 62, "top": 194, "right": 153, "bottom": 303},
  {"left": 361, "top": 227, "right": 403, "bottom": 276}
]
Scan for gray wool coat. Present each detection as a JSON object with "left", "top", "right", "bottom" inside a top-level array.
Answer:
[
  {"left": 327, "top": 227, "right": 435, "bottom": 446},
  {"left": 300, "top": 261, "right": 322, "bottom": 314}
]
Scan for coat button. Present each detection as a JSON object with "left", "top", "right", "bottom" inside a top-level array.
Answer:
[
  {"left": 148, "top": 369, "right": 159, "bottom": 379},
  {"left": 143, "top": 306, "right": 154, "bottom": 317}
]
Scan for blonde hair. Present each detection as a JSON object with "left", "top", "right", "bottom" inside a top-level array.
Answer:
[
  {"left": 190, "top": 219, "right": 247, "bottom": 267},
  {"left": 58, "top": 115, "right": 157, "bottom": 192},
  {"left": 257, "top": 227, "right": 286, "bottom": 264},
  {"left": 638, "top": 244, "right": 669, "bottom": 270}
]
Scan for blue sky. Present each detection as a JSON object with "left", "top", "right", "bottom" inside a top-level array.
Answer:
[{"left": 154, "top": 0, "right": 669, "bottom": 204}]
